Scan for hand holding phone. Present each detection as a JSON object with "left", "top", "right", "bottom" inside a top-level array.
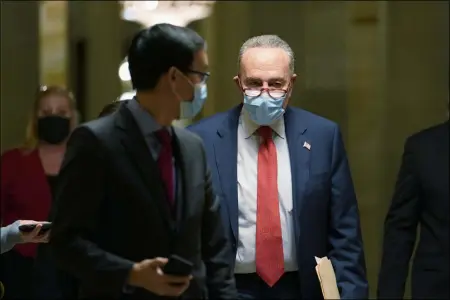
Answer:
[
  {"left": 128, "top": 257, "right": 193, "bottom": 297},
  {"left": 163, "top": 255, "right": 194, "bottom": 277},
  {"left": 18, "top": 221, "right": 51, "bottom": 243},
  {"left": 19, "top": 222, "right": 51, "bottom": 234}
]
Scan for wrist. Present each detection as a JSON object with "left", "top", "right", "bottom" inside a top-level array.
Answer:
[
  {"left": 6, "top": 221, "right": 23, "bottom": 244},
  {"left": 127, "top": 263, "right": 143, "bottom": 287}
]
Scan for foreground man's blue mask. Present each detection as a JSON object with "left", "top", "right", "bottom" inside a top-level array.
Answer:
[
  {"left": 180, "top": 83, "right": 207, "bottom": 119},
  {"left": 243, "top": 92, "right": 286, "bottom": 125}
]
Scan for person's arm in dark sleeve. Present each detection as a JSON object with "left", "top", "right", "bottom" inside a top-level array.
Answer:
[
  {"left": 377, "top": 137, "right": 420, "bottom": 299},
  {"left": 328, "top": 125, "right": 369, "bottom": 299},
  {"left": 200, "top": 145, "right": 237, "bottom": 299},
  {"left": 50, "top": 127, "right": 134, "bottom": 298}
]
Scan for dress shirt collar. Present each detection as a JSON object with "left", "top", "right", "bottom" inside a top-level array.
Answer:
[{"left": 127, "top": 97, "right": 171, "bottom": 136}]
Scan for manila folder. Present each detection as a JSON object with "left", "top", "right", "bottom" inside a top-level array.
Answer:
[{"left": 315, "top": 256, "right": 340, "bottom": 299}]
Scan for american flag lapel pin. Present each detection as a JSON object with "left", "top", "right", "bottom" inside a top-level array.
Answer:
[{"left": 303, "top": 141, "right": 311, "bottom": 151}]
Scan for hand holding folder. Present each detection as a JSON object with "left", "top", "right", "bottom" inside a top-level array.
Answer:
[{"left": 315, "top": 256, "right": 340, "bottom": 299}]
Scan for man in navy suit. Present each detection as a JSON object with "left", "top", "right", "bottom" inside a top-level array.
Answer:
[{"left": 188, "top": 35, "right": 368, "bottom": 299}]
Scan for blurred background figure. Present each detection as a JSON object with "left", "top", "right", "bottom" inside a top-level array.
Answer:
[
  {"left": 32, "top": 99, "right": 123, "bottom": 300},
  {"left": 0, "top": 86, "right": 78, "bottom": 299},
  {"left": 378, "top": 120, "right": 449, "bottom": 299},
  {"left": 32, "top": 99, "right": 122, "bottom": 300}
]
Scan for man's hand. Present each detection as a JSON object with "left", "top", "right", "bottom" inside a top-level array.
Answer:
[
  {"left": 128, "top": 257, "right": 192, "bottom": 297},
  {"left": 18, "top": 220, "right": 50, "bottom": 244}
]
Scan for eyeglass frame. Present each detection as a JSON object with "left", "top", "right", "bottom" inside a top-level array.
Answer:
[
  {"left": 242, "top": 87, "right": 290, "bottom": 99},
  {"left": 186, "top": 69, "right": 210, "bottom": 84}
]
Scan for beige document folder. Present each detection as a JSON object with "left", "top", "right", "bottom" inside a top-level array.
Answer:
[{"left": 315, "top": 256, "right": 340, "bottom": 299}]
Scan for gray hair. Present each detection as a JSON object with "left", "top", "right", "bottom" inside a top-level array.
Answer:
[{"left": 238, "top": 35, "right": 295, "bottom": 73}]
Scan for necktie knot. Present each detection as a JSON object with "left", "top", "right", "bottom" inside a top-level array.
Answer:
[
  {"left": 156, "top": 128, "right": 172, "bottom": 147},
  {"left": 258, "top": 126, "right": 273, "bottom": 141}
]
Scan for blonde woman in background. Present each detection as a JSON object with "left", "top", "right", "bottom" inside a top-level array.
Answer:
[{"left": 0, "top": 86, "right": 78, "bottom": 299}]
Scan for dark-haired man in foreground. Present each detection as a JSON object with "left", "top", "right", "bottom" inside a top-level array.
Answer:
[{"left": 50, "top": 23, "right": 237, "bottom": 299}]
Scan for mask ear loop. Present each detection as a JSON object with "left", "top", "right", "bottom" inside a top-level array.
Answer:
[
  {"left": 170, "top": 69, "right": 184, "bottom": 103},
  {"left": 284, "top": 80, "right": 293, "bottom": 98},
  {"left": 173, "top": 69, "right": 197, "bottom": 103}
]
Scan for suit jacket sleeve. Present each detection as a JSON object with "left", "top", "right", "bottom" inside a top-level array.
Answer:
[
  {"left": 328, "top": 125, "right": 368, "bottom": 298},
  {"left": 199, "top": 142, "right": 237, "bottom": 299},
  {"left": 377, "top": 137, "right": 420, "bottom": 298},
  {"left": 50, "top": 127, "right": 134, "bottom": 298}
]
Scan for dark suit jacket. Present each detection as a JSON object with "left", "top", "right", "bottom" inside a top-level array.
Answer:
[
  {"left": 188, "top": 105, "right": 368, "bottom": 299},
  {"left": 378, "top": 121, "right": 449, "bottom": 299},
  {"left": 50, "top": 102, "right": 236, "bottom": 299}
]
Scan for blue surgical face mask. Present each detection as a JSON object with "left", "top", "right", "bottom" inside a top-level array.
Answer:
[
  {"left": 180, "top": 82, "right": 207, "bottom": 119},
  {"left": 243, "top": 92, "right": 286, "bottom": 125}
]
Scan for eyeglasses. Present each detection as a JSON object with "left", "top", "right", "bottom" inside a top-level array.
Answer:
[
  {"left": 243, "top": 88, "right": 288, "bottom": 99},
  {"left": 187, "top": 70, "right": 210, "bottom": 84}
]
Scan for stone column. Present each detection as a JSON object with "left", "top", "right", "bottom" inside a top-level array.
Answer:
[
  {"left": 83, "top": 1, "right": 122, "bottom": 120},
  {"left": 345, "top": 2, "right": 387, "bottom": 295},
  {"left": 202, "top": 1, "right": 251, "bottom": 117},
  {"left": 301, "top": 1, "right": 348, "bottom": 138},
  {"left": 383, "top": 1, "right": 449, "bottom": 184},
  {"left": 0, "top": 1, "right": 39, "bottom": 151},
  {"left": 39, "top": 1, "right": 69, "bottom": 86},
  {"left": 382, "top": 5, "right": 449, "bottom": 295}
]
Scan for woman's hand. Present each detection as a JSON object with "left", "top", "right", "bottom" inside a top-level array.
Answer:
[{"left": 18, "top": 220, "right": 50, "bottom": 243}]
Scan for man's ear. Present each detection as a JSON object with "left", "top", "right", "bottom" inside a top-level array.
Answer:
[
  {"left": 291, "top": 73, "right": 297, "bottom": 84},
  {"left": 287, "top": 73, "right": 297, "bottom": 96},
  {"left": 285, "top": 74, "right": 297, "bottom": 108},
  {"left": 168, "top": 67, "right": 178, "bottom": 80},
  {"left": 233, "top": 75, "right": 241, "bottom": 89}
]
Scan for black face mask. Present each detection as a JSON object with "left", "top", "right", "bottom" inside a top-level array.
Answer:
[{"left": 37, "top": 115, "right": 71, "bottom": 144}]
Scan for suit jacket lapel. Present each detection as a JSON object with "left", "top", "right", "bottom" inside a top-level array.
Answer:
[
  {"left": 284, "top": 107, "right": 310, "bottom": 242},
  {"left": 214, "top": 105, "right": 241, "bottom": 242},
  {"left": 115, "top": 103, "right": 175, "bottom": 230}
]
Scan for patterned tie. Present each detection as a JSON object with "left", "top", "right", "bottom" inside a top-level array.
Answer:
[
  {"left": 255, "top": 126, "right": 284, "bottom": 287},
  {"left": 156, "top": 128, "right": 174, "bottom": 209}
]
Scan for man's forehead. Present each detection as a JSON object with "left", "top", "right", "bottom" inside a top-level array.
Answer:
[{"left": 240, "top": 47, "right": 290, "bottom": 77}]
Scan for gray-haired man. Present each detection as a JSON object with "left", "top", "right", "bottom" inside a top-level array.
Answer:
[{"left": 188, "top": 35, "right": 368, "bottom": 299}]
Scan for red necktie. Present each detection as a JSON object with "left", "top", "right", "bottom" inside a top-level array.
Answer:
[
  {"left": 255, "top": 126, "right": 284, "bottom": 287},
  {"left": 156, "top": 128, "right": 174, "bottom": 209}
]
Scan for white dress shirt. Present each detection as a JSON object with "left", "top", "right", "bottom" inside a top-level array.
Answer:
[{"left": 234, "top": 110, "right": 298, "bottom": 274}]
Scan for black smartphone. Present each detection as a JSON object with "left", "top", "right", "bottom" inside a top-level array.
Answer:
[
  {"left": 163, "top": 255, "right": 193, "bottom": 277},
  {"left": 18, "top": 222, "right": 52, "bottom": 235}
]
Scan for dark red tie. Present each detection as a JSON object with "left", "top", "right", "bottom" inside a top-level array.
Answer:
[
  {"left": 255, "top": 126, "right": 284, "bottom": 287},
  {"left": 156, "top": 128, "right": 174, "bottom": 209}
]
